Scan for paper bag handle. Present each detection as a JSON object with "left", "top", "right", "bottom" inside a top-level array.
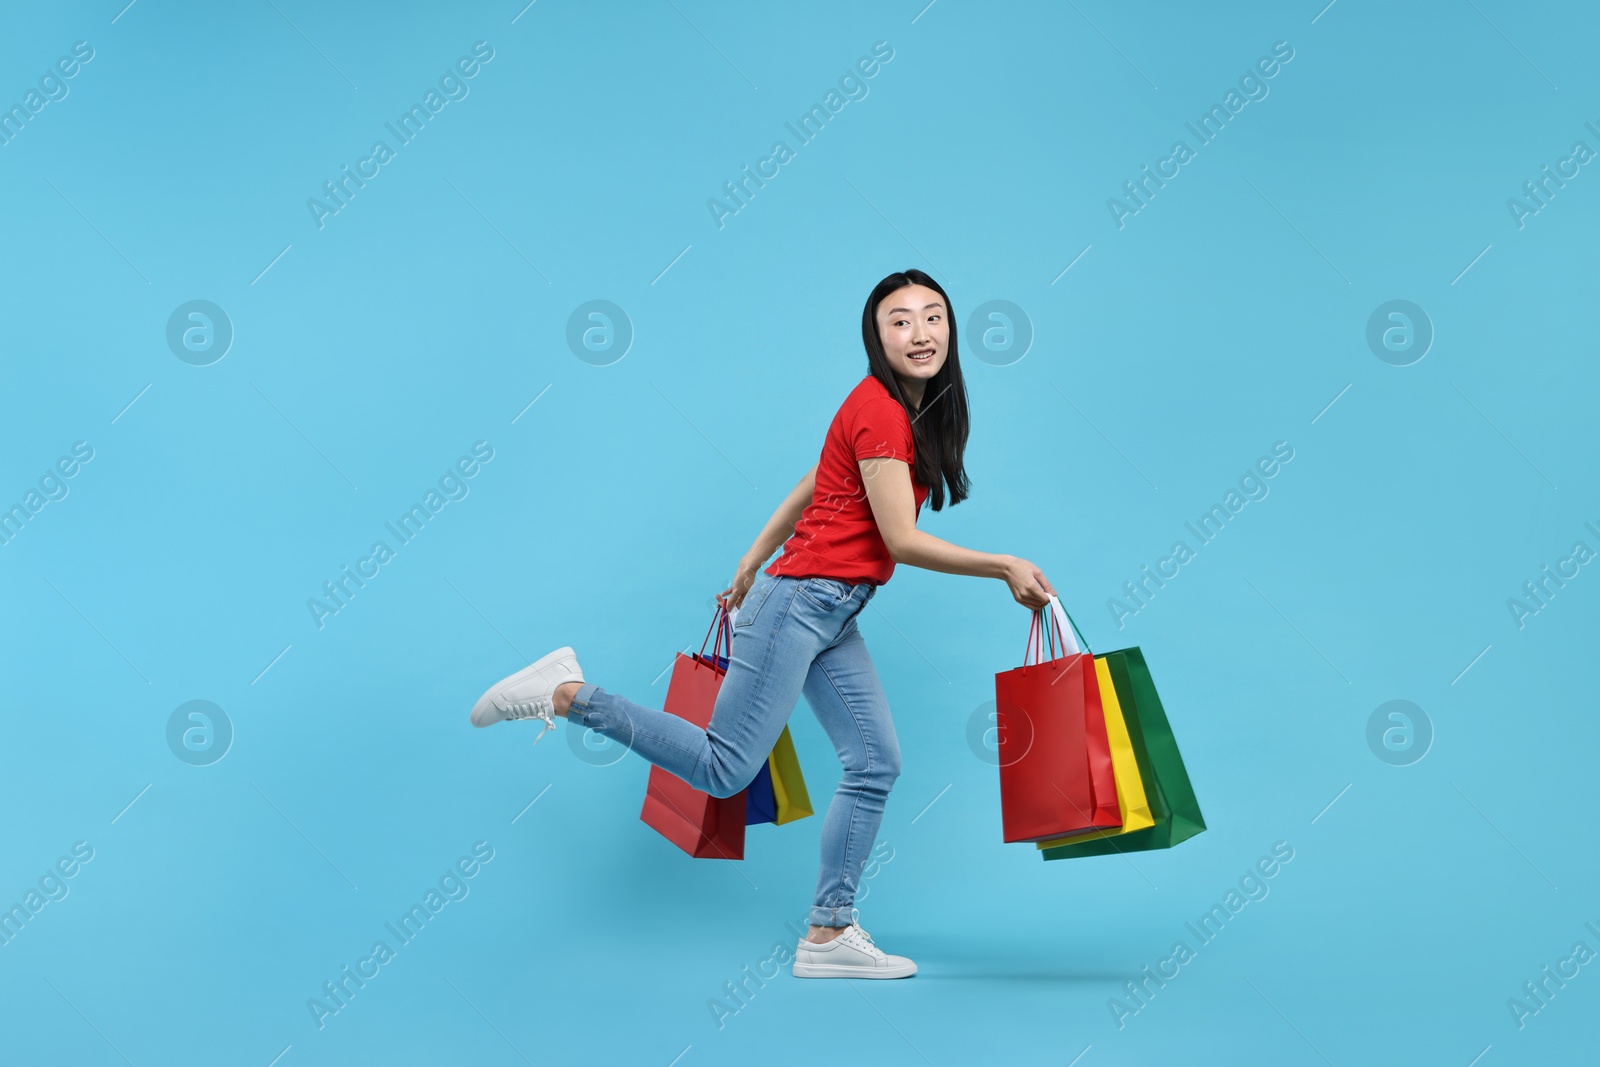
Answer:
[
  {"left": 697, "top": 601, "right": 733, "bottom": 669},
  {"left": 1049, "top": 594, "right": 1088, "bottom": 654},
  {"left": 1023, "top": 593, "right": 1090, "bottom": 666},
  {"left": 1024, "top": 609, "right": 1057, "bottom": 666}
]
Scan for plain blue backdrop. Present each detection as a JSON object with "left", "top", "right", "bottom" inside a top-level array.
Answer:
[{"left": 2, "top": 1, "right": 1596, "bottom": 1064}]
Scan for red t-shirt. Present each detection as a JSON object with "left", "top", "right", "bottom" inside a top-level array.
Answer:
[{"left": 766, "top": 375, "right": 930, "bottom": 586}]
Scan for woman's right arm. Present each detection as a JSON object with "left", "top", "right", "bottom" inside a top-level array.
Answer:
[
  {"left": 718, "top": 463, "right": 818, "bottom": 609},
  {"left": 741, "top": 462, "right": 817, "bottom": 569},
  {"left": 858, "top": 457, "right": 1055, "bottom": 609}
]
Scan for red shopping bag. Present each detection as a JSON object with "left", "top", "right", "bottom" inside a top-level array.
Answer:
[
  {"left": 994, "top": 600, "right": 1121, "bottom": 843},
  {"left": 639, "top": 606, "right": 747, "bottom": 859}
]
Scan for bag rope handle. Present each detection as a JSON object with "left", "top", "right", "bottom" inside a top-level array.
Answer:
[
  {"left": 1021, "top": 594, "right": 1090, "bottom": 668},
  {"left": 1052, "top": 594, "right": 1091, "bottom": 655},
  {"left": 697, "top": 601, "right": 733, "bottom": 669},
  {"left": 1022, "top": 606, "right": 1065, "bottom": 668}
]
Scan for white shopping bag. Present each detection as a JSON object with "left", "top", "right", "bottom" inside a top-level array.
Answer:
[{"left": 1024, "top": 593, "right": 1081, "bottom": 663}]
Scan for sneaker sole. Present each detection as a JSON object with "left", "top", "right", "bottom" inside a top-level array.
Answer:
[
  {"left": 791, "top": 961, "right": 917, "bottom": 979},
  {"left": 469, "top": 646, "right": 582, "bottom": 727}
]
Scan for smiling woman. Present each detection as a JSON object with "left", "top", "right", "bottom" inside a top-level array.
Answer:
[{"left": 468, "top": 268, "right": 1059, "bottom": 981}]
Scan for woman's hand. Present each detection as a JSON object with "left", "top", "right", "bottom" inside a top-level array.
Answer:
[
  {"left": 717, "top": 557, "right": 762, "bottom": 611},
  {"left": 1001, "top": 555, "right": 1055, "bottom": 610}
]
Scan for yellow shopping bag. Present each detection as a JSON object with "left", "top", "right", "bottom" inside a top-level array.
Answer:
[
  {"left": 768, "top": 726, "right": 813, "bottom": 824},
  {"left": 1035, "top": 656, "right": 1155, "bottom": 849}
]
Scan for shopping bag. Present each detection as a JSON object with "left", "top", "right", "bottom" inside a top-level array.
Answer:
[
  {"left": 640, "top": 605, "right": 747, "bottom": 859},
  {"left": 993, "top": 597, "right": 1121, "bottom": 842},
  {"left": 673, "top": 604, "right": 815, "bottom": 830},
  {"left": 767, "top": 725, "right": 813, "bottom": 824},
  {"left": 743, "top": 724, "right": 813, "bottom": 825},
  {"left": 1040, "top": 645, "right": 1205, "bottom": 860},
  {"left": 1034, "top": 654, "right": 1154, "bottom": 848},
  {"left": 745, "top": 761, "right": 780, "bottom": 825}
]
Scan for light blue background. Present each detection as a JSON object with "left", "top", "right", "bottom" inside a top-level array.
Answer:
[{"left": 2, "top": 1, "right": 1595, "bottom": 1064}]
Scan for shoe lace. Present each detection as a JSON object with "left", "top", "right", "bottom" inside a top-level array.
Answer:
[
  {"left": 842, "top": 908, "right": 886, "bottom": 960},
  {"left": 503, "top": 699, "right": 556, "bottom": 745}
]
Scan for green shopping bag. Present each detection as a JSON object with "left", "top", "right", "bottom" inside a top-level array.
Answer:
[{"left": 1041, "top": 646, "right": 1205, "bottom": 860}]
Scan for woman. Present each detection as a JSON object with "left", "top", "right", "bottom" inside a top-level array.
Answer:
[{"left": 469, "top": 268, "right": 1056, "bottom": 979}]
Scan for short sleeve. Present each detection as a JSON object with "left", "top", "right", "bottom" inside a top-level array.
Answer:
[{"left": 852, "top": 397, "right": 913, "bottom": 463}]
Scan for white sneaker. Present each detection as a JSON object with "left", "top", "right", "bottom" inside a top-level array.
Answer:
[
  {"left": 469, "top": 646, "right": 585, "bottom": 743},
  {"left": 792, "top": 911, "right": 917, "bottom": 979}
]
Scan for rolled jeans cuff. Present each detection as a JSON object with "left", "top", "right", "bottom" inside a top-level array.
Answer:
[
  {"left": 807, "top": 904, "right": 859, "bottom": 929},
  {"left": 567, "top": 682, "right": 602, "bottom": 725}
]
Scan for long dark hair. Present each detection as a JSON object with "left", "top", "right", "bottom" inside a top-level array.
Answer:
[{"left": 860, "top": 268, "right": 971, "bottom": 511}]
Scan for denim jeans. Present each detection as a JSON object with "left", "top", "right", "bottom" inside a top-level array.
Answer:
[{"left": 567, "top": 572, "right": 901, "bottom": 928}]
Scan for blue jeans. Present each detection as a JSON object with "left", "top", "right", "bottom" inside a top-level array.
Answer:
[{"left": 567, "top": 572, "right": 901, "bottom": 928}]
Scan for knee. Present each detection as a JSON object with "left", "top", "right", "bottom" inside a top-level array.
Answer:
[
  {"left": 879, "top": 750, "right": 902, "bottom": 788},
  {"left": 850, "top": 748, "right": 901, "bottom": 792},
  {"left": 704, "top": 754, "right": 763, "bottom": 799}
]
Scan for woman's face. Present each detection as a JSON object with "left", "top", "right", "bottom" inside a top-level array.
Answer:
[{"left": 875, "top": 284, "right": 949, "bottom": 386}]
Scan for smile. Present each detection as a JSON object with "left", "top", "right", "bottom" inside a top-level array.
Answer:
[{"left": 908, "top": 350, "right": 934, "bottom": 363}]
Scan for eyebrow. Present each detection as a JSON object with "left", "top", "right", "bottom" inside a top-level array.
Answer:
[{"left": 886, "top": 302, "right": 944, "bottom": 315}]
